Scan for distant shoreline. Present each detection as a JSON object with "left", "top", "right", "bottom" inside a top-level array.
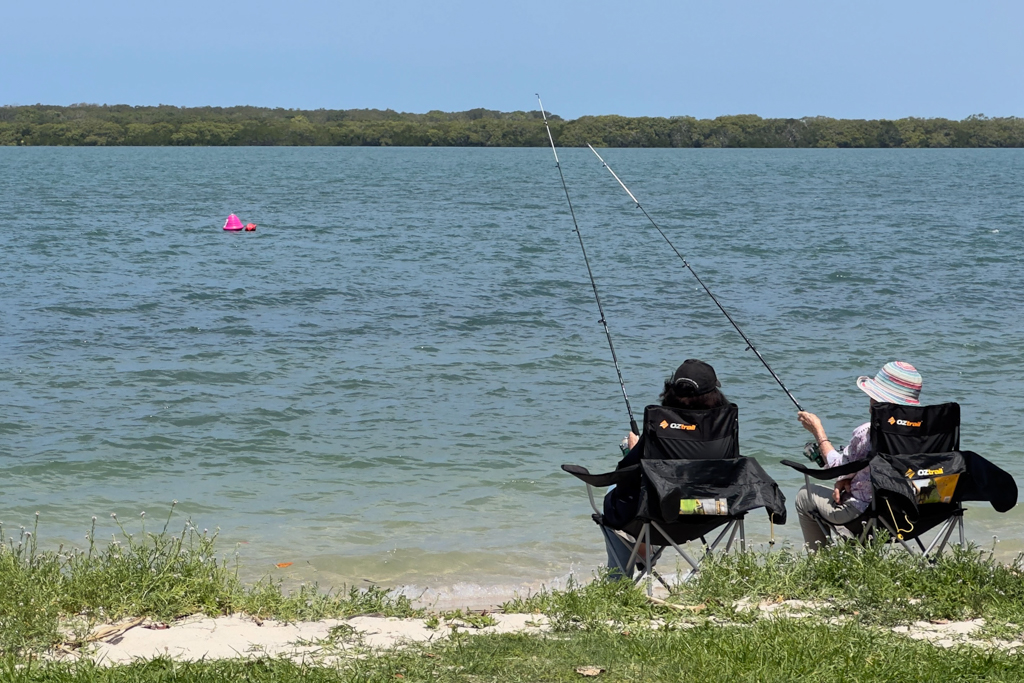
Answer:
[{"left": 2, "top": 105, "right": 1022, "bottom": 148}]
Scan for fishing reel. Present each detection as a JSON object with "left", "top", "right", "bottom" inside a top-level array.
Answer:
[{"left": 802, "top": 441, "right": 826, "bottom": 468}]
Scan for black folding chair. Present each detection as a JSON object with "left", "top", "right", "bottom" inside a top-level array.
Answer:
[
  {"left": 783, "top": 402, "right": 1016, "bottom": 556},
  {"left": 564, "top": 403, "right": 787, "bottom": 593}
]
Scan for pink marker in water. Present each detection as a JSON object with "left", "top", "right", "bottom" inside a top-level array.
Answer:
[{"left": 223, "top": 214, "right": 244, "bottom": 231}]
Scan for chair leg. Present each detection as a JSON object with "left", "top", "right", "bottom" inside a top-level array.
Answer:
[
  {"left": 636, "top": 517, "right": 750, "bottom": 588},
  {"left": 708, "top": 523, "right": 733, "bottom": 556},
  {"left": 853, "top": 511, "right": 964, "bottom": 558},
  {"left": 926, "top": 516, "right": 959, "bottom": 558},
  {"left": 628, "top": 525, "right": 656, "bottom": 592},
  {"left": 651, "top": 569, "right": 672, "bottom": 591},
  {"left": 725, "top": 522, "right": 739, "bottom": 553},
  {"left": 879, "top": 517, "right": 918, "bottom": 555},
  {"left": 922, "top": 519, "right": 948, "bottom": 557},
  {"left": 625, "top": 524, "right": 646, "bottom": 575},
  {"left": 616, "top": 527, "right": 669, "bottom": 589},
  {"left": 650, "top": 520, "right": 701, "bottom": 573},
  {"left": 644, "top": 525, "right": 654, "bottom": 597}
]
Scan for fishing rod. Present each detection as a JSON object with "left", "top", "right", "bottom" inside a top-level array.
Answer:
[
  {"left": 587, "top": 144, "right": 803, "bottom": 412},
  {"left": 537, "top": 96, "right": 639, "bottom": 435}
]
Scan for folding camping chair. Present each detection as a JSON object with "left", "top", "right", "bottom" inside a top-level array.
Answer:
[
  {"left": 563, "top": 403, "right": 787, "bottom": 593},
  {"left": 782, "top": 402, "right": 1017, "bottom": 557}
]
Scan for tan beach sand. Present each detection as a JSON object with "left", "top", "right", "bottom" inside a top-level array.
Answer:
[
  {"left": 53, "top": 599, "right": 1023, "bottom": 665},
  {"left": 77, "top": 613, "right": 549, "bottom": 666}
]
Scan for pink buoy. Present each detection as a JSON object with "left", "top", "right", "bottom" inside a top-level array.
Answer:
[{"left": 223, "top": 214, "right": 244, "bottom": 231}]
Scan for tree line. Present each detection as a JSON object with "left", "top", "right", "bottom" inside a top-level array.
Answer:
[{"left": 1, "top": 105, "right": 1022, "bottom": 148}]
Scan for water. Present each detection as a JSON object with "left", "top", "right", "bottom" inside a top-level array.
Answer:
[{"left": 1, "top": 147, "right": 1023, "bottom": 600}]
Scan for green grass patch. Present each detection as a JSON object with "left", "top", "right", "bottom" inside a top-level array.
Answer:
[
  {"left": 7, "top": 509, "right": 1024, "bottom": 680},
  {"left": 503, "top": 574, "right": 664, "bottom": 631},
  {"left": 0, "top": 508, "right": 420, "bottom": 657},
  {"left": 676, "top": 540, "right": 1024, "bottom": 625},
  {"left": 503, "top": 540, "right": 1024, "bottom": 630},
  {"left": 7, "top": 621, "right": 1024, "bottom": 682}
]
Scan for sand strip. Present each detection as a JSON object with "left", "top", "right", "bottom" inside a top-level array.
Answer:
[
  {"left": 54, "top": 605, "right": 1023, "bottom": 665},
  {"left": 74, "top": 613, "right": 549, "bottom": 666}
]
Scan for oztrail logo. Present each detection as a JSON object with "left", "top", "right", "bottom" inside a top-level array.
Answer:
[
  {"left": 660, "top": 419, "right": 696, "bottom": 431},
  {"left": 906, "top": 467, "right": 945, "bottom": 478},
  {"left": 888, "top": 417, "right": 922, "bottom": 427}
]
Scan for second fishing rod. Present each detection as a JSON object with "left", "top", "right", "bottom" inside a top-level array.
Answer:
[
  {"left": 537, "top": 95, "right": 640, "bottom": 436},
  {"left": 586, "top": 144, "right": 804, "bottom": 413}
]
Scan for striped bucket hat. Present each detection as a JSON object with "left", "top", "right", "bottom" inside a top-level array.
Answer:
[{"left": 857, "top": 361, "right": 922, "bottom": 405}]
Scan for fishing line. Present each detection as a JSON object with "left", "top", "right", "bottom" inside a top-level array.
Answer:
[
  {"left": 537, "top": 96, "right": 639, "bottom": 435},
  {"left": 587, "top": 144, "right": 803, "bottom": 412}
]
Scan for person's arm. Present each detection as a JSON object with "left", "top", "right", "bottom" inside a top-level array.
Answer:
[
  {"left": 798, "top": 411, "right": 851, "bottom": 504},
  {"left": 797, "top": 411, "right": 839, "bottom": 462}
]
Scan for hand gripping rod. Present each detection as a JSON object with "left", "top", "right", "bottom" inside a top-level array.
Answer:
[
  {"left": 537, "top": 96, "right": 640, "bottom": 435},
  {"left": 587, "top": 144, "right": 803, "bottom": 412}
]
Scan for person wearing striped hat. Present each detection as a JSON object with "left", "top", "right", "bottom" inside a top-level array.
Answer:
[{"left": 794, "top": 361, "right": 923, "bottom": 549}]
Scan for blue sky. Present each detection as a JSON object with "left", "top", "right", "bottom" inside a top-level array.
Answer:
[{"left": 1, "top": 0, "right": 1021, "bottom": 119}]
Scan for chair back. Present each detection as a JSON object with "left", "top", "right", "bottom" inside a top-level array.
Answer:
[
  {"left": 642, "top": 403, "right": 739, "bottom": 461},
  {"left": 870, "top": 402, "right": 959, "bottom": 456}
]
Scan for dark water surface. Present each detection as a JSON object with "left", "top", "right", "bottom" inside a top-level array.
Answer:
[{"left": 1, "top": 148, "right": 1022, "bottom": 599}]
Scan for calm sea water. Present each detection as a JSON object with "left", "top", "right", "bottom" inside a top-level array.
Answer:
[{"left": 1, "top": 147, "right": 1022, "bottom": 600}]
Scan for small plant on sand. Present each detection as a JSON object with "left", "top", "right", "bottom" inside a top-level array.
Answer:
[{"left": 441, "top": 609, "right": 497, "bottom": 629}]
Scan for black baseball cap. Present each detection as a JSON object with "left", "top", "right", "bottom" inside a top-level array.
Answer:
[{"left": 671, "top": 359, "right": 720, "bottom": 396}]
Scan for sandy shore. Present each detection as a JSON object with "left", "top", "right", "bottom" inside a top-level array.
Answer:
[
  {"left": 65, "top": 612, "right": 549, "bottom": 666},
  {"left": 53, "top": 597, "right": 1024, "bottom": 666}
]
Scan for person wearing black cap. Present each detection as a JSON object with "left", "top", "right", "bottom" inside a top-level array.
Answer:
[{"left": 601, "top": 359, "right": 729, "bottom": 576}]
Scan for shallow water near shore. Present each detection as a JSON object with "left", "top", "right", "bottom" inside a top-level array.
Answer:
[{"left": 1, "top": 147, "right": 1023, "bottom": 601}]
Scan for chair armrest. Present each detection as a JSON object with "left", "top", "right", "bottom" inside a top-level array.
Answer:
[
  {"left": 561, "top": 464, "right": 639, "bottom": 488},
  {"left": 780, "top": 459, "right": 870, "bottom": 480}
]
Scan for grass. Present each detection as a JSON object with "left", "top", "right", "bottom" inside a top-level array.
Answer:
[
  {"left": 676, "top": 539, "right": 1024, "bottom": 625},
  {"left": 503, "top": 539, "right": 1024, "bottom": 629},
  {"left": 6, "top": 621, "right": 1024, "bottom": 682},
  {"left": 6, "top": 511, "right": 1024, "bottom": 680},
  {"left": 0, "top": 507, "right": 421, "bottom": 657},
  {"left": 503, "top": 574, "right": 664, "bottom": 631}
]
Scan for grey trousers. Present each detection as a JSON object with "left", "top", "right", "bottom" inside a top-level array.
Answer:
[{"left": 795, "top": 483, "right": 865, "bottom": 549}]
